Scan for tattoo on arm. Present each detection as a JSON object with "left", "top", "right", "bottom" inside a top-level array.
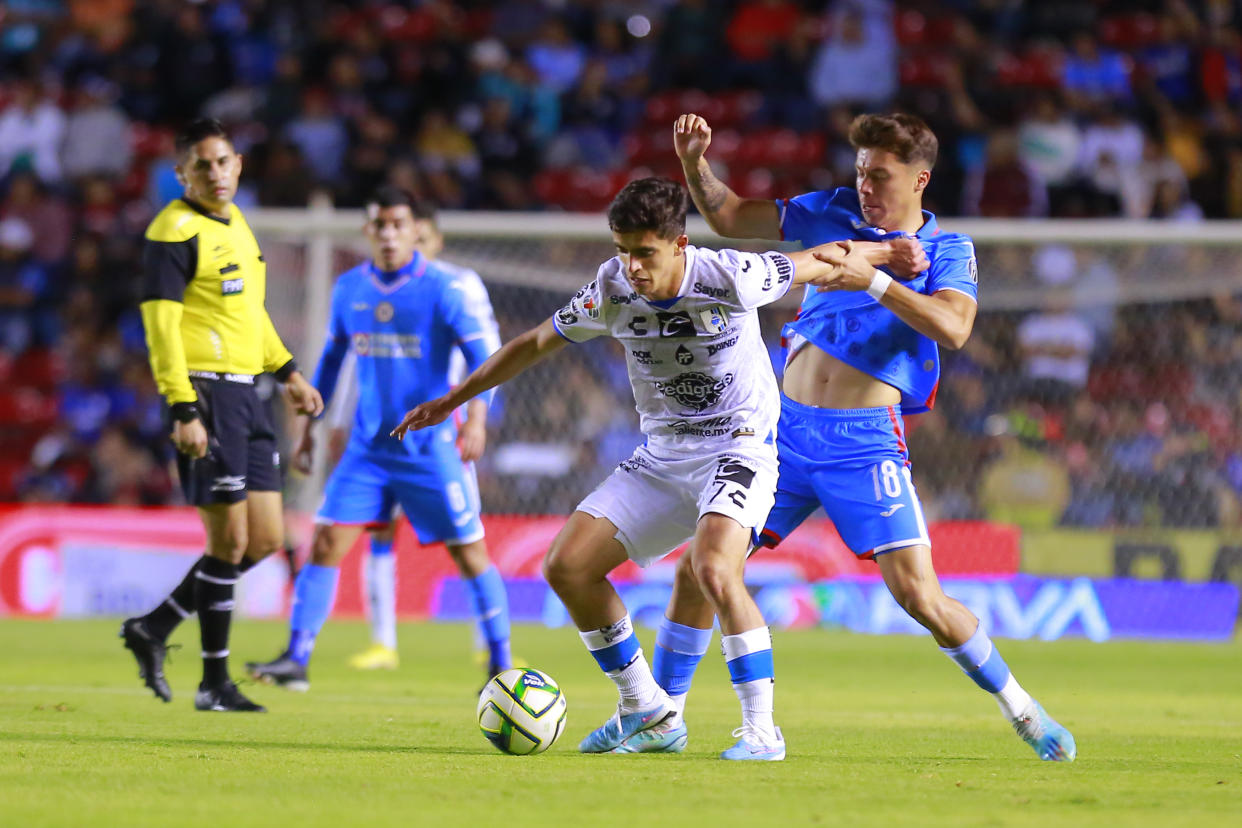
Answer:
[{"left": 688, "top": 159, "right": 729, "bottom": 214}]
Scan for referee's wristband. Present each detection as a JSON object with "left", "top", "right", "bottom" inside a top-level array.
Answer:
[
  {"left": 866, "top": 270, "right": 893, "bottom": 301},
  {"left": 273, "top": 359, "right": 298, "bottom": 383},
  {"left": 170, "top": 402, "right": 201, "bottom": 423}
]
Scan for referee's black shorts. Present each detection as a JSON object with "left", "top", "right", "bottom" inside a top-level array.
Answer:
[{"left": 175, "top": 372, "right": 282, "bottom": 506}]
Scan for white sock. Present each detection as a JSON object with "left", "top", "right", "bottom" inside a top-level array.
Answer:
[
  {"left": 722, "top": 627, "right": 777, "bottom": 744},
  {"left": 611, "top": 650, "right": 664, "bottom": 714},
  {"left": 364, "top": 552, "right": 397, "bottom": 650},
  {"left": 993, "top": 674, "right": 1033, "bottom": 721},
  {"left": 734, "top": 678, "right": 777, "bottom": 743},
  {"left": 668, "top": 692, "right": 688, "bottom": 717}
]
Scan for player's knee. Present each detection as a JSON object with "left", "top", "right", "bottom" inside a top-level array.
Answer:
[
  {"left": 245, "top": 533, "right": 282, "bottom": 561},
  {"left": 209, "top": 529, "right": 248, "bottom": 563},
  {"left": 690, "top": 553, "right": 738, "bottom": 605},
  {"left": 447, "top": 540, "right": 490, "bottom": 577},
  {"left": 309, "top": 530, "right": 341, "bottom": 567},
  {"left": 890, "top": 579, "right": 941, "bottom": 624},
  {"left": 673, "top": 552, "right": 698, "bottom": 592}
]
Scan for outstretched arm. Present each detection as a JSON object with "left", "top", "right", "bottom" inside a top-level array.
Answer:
[
  {"left": 676, "top": 113, "right": 781, "bottom": 240},
  {"left": 391, "top": 318, "right": 566, "bottom": 439}
]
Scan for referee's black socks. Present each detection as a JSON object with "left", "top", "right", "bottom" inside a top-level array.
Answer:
[
  {"left": 144, "top": 554, "right": 259, "bottom": 641},
  {"left": 195, "top": 557, "right": 239, "bottom": 686}
]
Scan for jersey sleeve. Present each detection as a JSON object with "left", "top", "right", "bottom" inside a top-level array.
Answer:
[
  {"left": 715, "top": 248, "right": 795, "bottom": 311},
  {"left": 926, "top": 237, "right": 979, "bottom": 302},
  {"left": 776, "top": 188, "right": 846, "bottom": 245},
  {"left": 139, "top": 236, "right": 199, "bottom": 406},
  {"left": 311, "top": 278, "right": 351, "bottom": 411},
  {"left": 260, "top": 309, "right": 297, "bottom": 379},
  {"left": 551, "top": 267, "right": 610, "bottom": 343}
]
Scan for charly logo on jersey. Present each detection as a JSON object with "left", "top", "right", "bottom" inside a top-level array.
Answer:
[
  {"left": 699, "top": 305, "right": 731, "bottom": 335},
  {"left": 675, "top": 345, "right": 694, "bottom": 365},
  {"left": 374, "top": 301, "right": 395, "bottom": 322},
  {"left": 655, "top": 311, "right": 695, "bottom": 338},
  {"left": 556, "top": 306, "right": 578, "bottom": 326},
  {"left": 655, "top": 371, "right": 735, "bottom": 412},
  {"left": 968, "top": 256, "right": 978, "bottom": 283}
]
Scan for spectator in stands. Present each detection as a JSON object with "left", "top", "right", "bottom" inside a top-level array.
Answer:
[
  {"left": 1121, "top": 134, "right": 1193, "bottom": 219},
  {"left": 0, "top": 217, "right": 52, "bottom": 354},
  {"left": 1017, "top": 94, "right": 1083, "bottom": 212},
  {"left": 808, "top": 0, "right": 897, "bottom": 111},
  {"left": 977, "top": 416, "right": 1071, "bottom": 529},
  {"left": 0, "top": 76, "right": 66, "bottom": 183},
  {"left": 1016, "top": 247, "right": 1095, "bottom": 404},
  {"left": 1, "top": 171, "right": 72, "bottom": 265},
  {"left": 1078, "top": 106, "right": 1146, "bottom": 215},
  {"left": 60, "top": 76, "right": 132, "bottom": 181},
  {"left": 961, "top": 129, "right": 1048, "bottom": 217},
  {"left": 1061, "top": 32, "right": 1132, "bottom": 110},
  {"left": 1136, "top": 13, "right": 1198, "bottom": 110},
  {"left": 285, "top": 88, "right": 349, "bottom": 186},
  {"left": 656, "top": 0, "right": 723, "bottom": 90},
  {"left": 526, "top": 18, "right": 586, "bottom": 95},
  {"left": 725, "top": 0, "right": 804, "bottom": 88}
]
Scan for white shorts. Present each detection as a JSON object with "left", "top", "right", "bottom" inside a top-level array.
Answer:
[{"left": 577, "top": 444, "right": 778, "bottom": 568}]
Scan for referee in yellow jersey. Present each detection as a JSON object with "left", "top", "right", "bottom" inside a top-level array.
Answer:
[{"left": 120, "top": 119, "right": 323, "bottom": 712}]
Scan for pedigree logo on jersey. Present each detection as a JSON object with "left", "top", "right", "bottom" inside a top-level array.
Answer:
[{"left": 655, "top": 371, "right": 735, "bottom": 412}]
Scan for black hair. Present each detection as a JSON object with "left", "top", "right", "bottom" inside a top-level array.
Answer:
[
  {"left": 607, "top": 177, "right": 689, "bottom": 240},
  {"left": 367, "top": 185, "right": 435, "bottom": 222},
  {"left": 175, "top": 118, "right": 232, "bottom": 157}
]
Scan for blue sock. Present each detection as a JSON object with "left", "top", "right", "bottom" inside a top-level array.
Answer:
[
  {"left": 941, "top": 624, "right": 1011, "bottom": 693},
  {"left": 653, "top": 617, "right": 712, "bottom": 708},
  {"left": 286, "top": 564, "right": 340, "bottom": 666},
  {"left": 466, "top": 566, "right": 511, "bottom": 672},
  {"left": 579, "top": 616, "right": 641, "bottom": 673}
]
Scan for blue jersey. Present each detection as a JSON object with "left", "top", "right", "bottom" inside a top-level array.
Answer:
[
  {"left": 777, "top": 187, "right": 978, "bottom": 413},
  {"left": 312, "top": 252, "right": 494, "bottom": 451}
]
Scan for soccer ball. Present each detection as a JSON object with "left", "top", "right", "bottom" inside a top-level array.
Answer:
[{"left": 477, "top": 667, "right": 568, "bottom": 755}]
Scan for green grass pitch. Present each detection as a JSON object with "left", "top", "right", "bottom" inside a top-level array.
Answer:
[{"left": 1, "top": 618, "right": 1238, "bottom": 827}]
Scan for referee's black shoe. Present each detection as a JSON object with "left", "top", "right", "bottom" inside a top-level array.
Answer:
[
  {"left": 246, "top": 653, "right": 310, "bottom": 692},
  {"left": 194, "top": 680, "right": 267, "bottom": 712},
  {"left": 120, "top": 617, "right": 172, "bottom": 702}
]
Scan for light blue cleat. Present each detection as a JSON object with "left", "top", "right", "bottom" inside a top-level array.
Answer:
[
  {"left": 720, "top": 725, "right": 785, "bottom": 761},
  {"left": 1012, "top": 700, "right": 1076, "bottom": 762},
  {"left": 579, "top": 697, "right": 678, "bottom": 753},
  {"left": 611, "top": 718, "right": 688, "bottom": 754}
]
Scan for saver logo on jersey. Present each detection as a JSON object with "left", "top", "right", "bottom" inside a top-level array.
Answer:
[
  {"left": 699, "top": 305, "right": 731, "bottom": 334},
  {"left": 655, "top": 311, "right": 695, "bottom": 338},
  {"left": 654, "top": 371, "right": 735, "bottom": 412}
]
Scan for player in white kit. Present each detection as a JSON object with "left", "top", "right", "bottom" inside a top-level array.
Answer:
[{"left": 393, "top": 178, "right": 849, "bottom": 760}]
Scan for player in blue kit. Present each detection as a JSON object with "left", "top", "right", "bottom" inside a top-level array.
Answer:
[
  {"left": 622, "top": 112, "right": 1076, "bottom": 761},
  {"left": 245, "top": 187, "right": 512, "bottom": 691}
]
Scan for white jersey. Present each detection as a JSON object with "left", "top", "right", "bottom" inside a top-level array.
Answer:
[
  {"left": 552, "top": 245, "right": 794, "bottom": 457},
  {"left": 327, "top": 261, "right": 500, "bottom": 430}
]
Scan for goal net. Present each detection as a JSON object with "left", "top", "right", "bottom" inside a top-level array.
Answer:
[{"left": 249, "top": 208, "right": 1242, "bottom": 638}]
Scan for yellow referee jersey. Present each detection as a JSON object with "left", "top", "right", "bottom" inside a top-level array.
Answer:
[{"left": 139, "top": 198, "right": 295, "bottom": 407}]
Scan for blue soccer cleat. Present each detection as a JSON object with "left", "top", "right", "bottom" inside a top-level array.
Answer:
[
  {"left": 720, "top": 725, "right": 785, "bottom": 761},
  {"left": 579, "top": 697, "right": 677, "bottom": 753},
  {"left": 611, "top": 717, "right": 688, "bottom": 754},
  {"left": 1012, "top": 700, "right": 1076, "bottom": 762}
]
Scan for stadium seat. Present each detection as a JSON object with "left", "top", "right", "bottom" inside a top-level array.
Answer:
[
  {"left": 12, "top": 349, "right": 66, "bottom": 390},
  {"left": 0, "top": 389, "right": 58, "bottom": 428},
  {"left": 1099, "top": 14, "right": 1160, "bottom": 50}
]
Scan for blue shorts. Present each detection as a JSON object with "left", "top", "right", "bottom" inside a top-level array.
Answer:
[
  {"left": 758, "top": 395, "right": 929, "bottom": 558},
  {"left": 316, "top": 440, "right": 484, "bottom": 546}
]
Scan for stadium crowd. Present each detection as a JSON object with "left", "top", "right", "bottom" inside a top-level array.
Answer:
[{"left": 2, "top": 0, "right": 1242, "bottom": 529}]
